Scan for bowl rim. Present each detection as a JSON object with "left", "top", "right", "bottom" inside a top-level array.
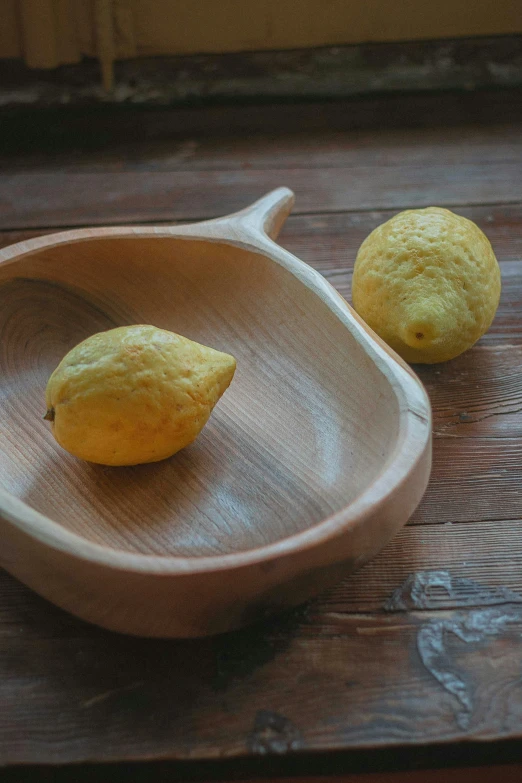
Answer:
[{"left": 0, "top": 214, "right": 432, "bottom": 577}]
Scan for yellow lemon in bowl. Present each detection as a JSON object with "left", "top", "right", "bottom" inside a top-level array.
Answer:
[
  {"left": 45, "top": 325, "right": 236, "bottom": 466},
  {"left": 352, "top": 208, "right": 501, "bottom": 364}
]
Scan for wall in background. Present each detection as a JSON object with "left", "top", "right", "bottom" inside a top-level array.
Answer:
[
  {"left": 131, "top": 0, "right": 522, "bottom": 55},
  {"left": 3, "top": 0, "right": 522, "bottom": 90}
]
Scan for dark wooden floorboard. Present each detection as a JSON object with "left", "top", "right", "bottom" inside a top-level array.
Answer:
[
  {"left": 2, "top": 98, "right": 522, "bottom": 230},
  {"left": 3, "top": 558, "right": 522, "bottom": 765},
  {"left": 320, "top": 518, "right": 522, "bottom": 613},
  {"left": 2, "top": 87, "right": 522, "bottom": 156},
  {"left": 3, "top": 124, "right": 522, "bottom": 174},
  {"left": 3, "top": 163, "right": 522, "bottom": 229}
]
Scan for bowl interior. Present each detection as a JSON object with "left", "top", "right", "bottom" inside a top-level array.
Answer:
[{"left": 0, "top": 235, "right": 400, "bottom": 557}]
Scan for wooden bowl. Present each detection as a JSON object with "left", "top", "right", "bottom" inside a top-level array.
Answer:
[{"left": 0, "top": 189, "right": 431, "bottom": 638}]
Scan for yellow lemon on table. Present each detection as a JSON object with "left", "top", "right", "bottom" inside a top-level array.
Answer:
[
  {"left": 45, "top": 325, "right": 236, "bottom": 466},
  {"left": 352, "top": 208, "right": 501, "bottom": 364}
]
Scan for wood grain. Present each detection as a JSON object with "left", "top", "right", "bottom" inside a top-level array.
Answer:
[
  {"left": 419, "top": 346, "right": 522, "bottom": 438},
  {"left": 2, "top": 102, "right": 522, "bottom": 229},
  {"left": 2, "top": 88, "right": 522, "bottom": 158},
  {"left": 0, "top": 189, "right": 430, "bottom": 637},
  {"left": 2, "top": 91, "right": 522, "bottom": 771},
  {"left": 2, "top": 562, "right": 522, "bottom": 765},
  {"left": 4, "top": 124, "right": 522, "bottom": 174},
  {"left": 3, "top": 161, "right": 522, "bottom": 229},
  {"left": 410, "top": 437, "right": 522, "bottom": 524},
  {"left": 322, "top": 518, "right": 522, "bottom": 613}
]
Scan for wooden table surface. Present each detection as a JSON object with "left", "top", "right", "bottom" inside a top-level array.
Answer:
[{"left": 1, "top": 88, "right": 522, "bottom": 779}]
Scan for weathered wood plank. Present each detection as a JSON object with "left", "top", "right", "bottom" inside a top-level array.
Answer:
[
  {"left": 3, "top": 161, "right": 522, "bottom": 229},
  {"left": 3, "top": 203, "right": 522, "bottom": 258},
  {"left": 2, "top": 560, "right": 522, "bottom": 765},
  {"left": 2, "top": 91, "right": 522, "bottom": 771},
  {"left": 323, "top": 519, "right": 522, "bottom": 613},
  {"left": 4, "top": 124, "right": 522, "bottom": 174},
  {"left": 418, "top": 346, "right": 522, "bottom": 438},
  {"left": 2, "top": 88, "right": 522, "bottom": 160},
  {"left": 411, "top": 437, "right": 522, "bottom": 524}
]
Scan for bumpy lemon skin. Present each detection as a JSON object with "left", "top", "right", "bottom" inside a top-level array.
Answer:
[
  {"left": 352, "top": 208, "right": 501, "bottom": 364},
  {"left": 45, "top": 325, "right": 236, "bottom": 466}
]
